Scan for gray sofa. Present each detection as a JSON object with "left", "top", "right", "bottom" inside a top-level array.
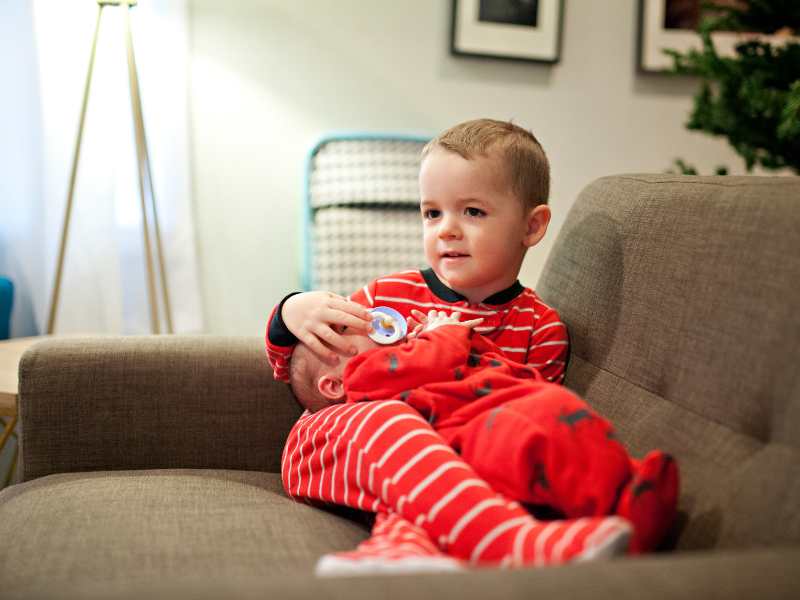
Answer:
[{"left": 2, "top": 174, "right": 798, "bottom": 599}]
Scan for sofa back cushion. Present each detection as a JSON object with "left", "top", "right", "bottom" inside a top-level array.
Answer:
[{"left": 537, "top": 174, "right": 800, "bottom": 551}]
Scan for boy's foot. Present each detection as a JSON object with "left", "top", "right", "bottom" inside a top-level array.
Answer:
[
  {"left": 316, "top": 553, "right": 464, "bottom": 577},
  {"left": 572, "top": 517, "right": 632, "bottom": 562},
  {"left": 615, "top": 451, "right": 679, "bottom": 553}
]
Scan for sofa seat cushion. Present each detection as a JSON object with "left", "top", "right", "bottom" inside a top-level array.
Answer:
[{"left": 0, "top": 469, "right": 369, "bottom": 591}]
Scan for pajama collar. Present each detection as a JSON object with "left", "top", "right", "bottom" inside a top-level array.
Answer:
[{"left": 420, "top": 268, "right": 524, "bottom": 306}]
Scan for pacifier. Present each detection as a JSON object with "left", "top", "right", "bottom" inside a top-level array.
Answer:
[{"left": 367, "top": 306, "right": 407, "bottom": 345}]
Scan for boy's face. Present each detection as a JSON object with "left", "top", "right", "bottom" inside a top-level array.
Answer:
[{"left": 419, "top": 148, "right": 548, "bottom": 303}]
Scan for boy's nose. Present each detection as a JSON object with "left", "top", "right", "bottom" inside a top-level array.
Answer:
[{"left": 438, "top": 216, "right": 462, "bottom": 239}]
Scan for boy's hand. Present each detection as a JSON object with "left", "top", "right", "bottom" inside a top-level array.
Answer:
[
  {"left": 406, "top": 309, "right": 428, "bottom": 339},
  {"left": 423, "top": 310, "right": 483, "bottom": 332},
  {"left": 282, "top": 291, "right": 372, "bottom": 364}
]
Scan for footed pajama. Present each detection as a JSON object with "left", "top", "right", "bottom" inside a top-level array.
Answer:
[{"left": 282, "top": 400, "right": 633, "bottom": 570}]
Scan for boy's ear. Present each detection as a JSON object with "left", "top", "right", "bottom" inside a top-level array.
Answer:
[
  {"left": 523, "top": 204, "right": 551, "bottom": 248},
  {"left": 317, "top": 374, "right": 346, "bottom": 401}
]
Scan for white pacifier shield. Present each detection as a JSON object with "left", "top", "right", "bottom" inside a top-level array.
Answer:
[{"left": 368, "top": 306, "right": 407, "bottom": 345}]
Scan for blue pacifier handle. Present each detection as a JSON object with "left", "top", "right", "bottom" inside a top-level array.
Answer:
[{"left": 368, "top": 306, "right": 407, "bottom": 345}]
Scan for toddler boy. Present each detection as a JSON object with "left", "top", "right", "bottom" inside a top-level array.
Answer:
[{"left": 266, "top": 119, "right": 675, "bottom": 573}]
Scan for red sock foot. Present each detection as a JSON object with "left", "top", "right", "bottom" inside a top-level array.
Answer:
[
  {"left": 615, "top": 451, "right": 679, "bottom": 553},
  {"left": 498, "top": 515, "right": 632, "bottom": 567}
]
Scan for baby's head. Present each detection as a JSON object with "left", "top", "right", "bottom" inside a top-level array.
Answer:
[
  {"left": 289, "top": 329, "right": 379, "bottom": 413},
  {"left": 422, "top": 118, "right": 550, "bottom": 210}
]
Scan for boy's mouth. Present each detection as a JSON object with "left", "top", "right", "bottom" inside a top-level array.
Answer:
[{"left": 441, "top": 251, "right": 470, "bottom": 259}]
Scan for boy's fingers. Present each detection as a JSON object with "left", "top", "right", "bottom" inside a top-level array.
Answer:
[
  {"left": 410, "top": 309, "right": 428, "bottom": 322},
  {"left": 328, "top": 310, "right": 373, "bottom": 332},
  {"left": 406, "top": 316, "right": 421, "bottom": 329},
  {"left": 314, "top": 324, "right": 357, "bottom": 356},
  {"left": 462, "top": 318, "right": 484, "bottom": 327},
  {"left": 319, "top": 298, "right": 370, "bottom": 329},
  {"left": 299, "top": 334, "right": 340, "bottom": 365},
  {"left": 331, "top": 297, "right": 372, "bottom": 321}
]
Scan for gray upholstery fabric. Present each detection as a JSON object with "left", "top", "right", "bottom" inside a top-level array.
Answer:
[
  {"left": 537, "top": 174, "right": 800, "bottom": 551},
  {"left": 17, "top": 336, "right": 302, "bottom": 481},
  {"left": 0, "top": 469, "right": 369, "bottom": 594},
  {"left": 4, "top": 545, "right": 800, "bottom": 600}
]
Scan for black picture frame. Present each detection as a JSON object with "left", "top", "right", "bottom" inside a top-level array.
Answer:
[{"left": 451, "top": 0, "right": 565, "bottom": 64}]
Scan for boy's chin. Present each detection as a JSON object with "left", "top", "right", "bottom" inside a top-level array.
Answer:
[
  {"left": 436, "top": 271, "right": 508, "bottom": 304},
  {"left": 434, "top": 268, "right": 477, "bottom": 292},
  {"left": 434, "top": 264, "right": 465, "bottom": 283}
]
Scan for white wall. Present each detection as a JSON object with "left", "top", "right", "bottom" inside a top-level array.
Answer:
[{"left": 189, "top": 0, "right": 744, "bottom": 335}]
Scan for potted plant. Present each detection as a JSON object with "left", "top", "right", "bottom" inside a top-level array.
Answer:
[{"left": 666, "top": 1, "right": 800, "bottom": 175}]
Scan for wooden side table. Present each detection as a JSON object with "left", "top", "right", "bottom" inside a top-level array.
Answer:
[{"left": 0, "top": 337, "right": 46, "bottom": 487}]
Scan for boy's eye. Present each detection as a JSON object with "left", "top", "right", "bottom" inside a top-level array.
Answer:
[
  {"left": 465, "top": 207, "right": 485, "bottom": 217},
  {"left": 423, "top": 209, "right": 441, "bottom": 219}
]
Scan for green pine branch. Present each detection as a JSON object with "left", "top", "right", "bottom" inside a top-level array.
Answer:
[{"left": 665, "top": 0, "right": 800, "bottom": 174}]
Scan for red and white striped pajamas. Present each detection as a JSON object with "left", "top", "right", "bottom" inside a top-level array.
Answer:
[{"left": 283, "top": 399, "right": 633, "bottom": 568}]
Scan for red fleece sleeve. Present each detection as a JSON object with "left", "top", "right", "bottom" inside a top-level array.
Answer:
[
  {"left": 264, "top": 303, "right": 294, "bottom": 382},
  {"left": 343, "top": 325, "right": 472, "bottom": 401}
]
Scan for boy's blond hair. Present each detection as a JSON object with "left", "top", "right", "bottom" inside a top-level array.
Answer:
[{"left": 422, "top": 118, "right": 550, "bottom": 209}]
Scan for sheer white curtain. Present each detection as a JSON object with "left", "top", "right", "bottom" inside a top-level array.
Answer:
[{"left": 0, "top": 0, "right": 202, "bottom": 336}]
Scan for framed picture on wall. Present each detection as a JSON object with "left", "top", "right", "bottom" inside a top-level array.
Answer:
[
  {"left": 638, "top": 0, "right": 794, "bottom": 72},
  {"left": 451, "top": 0, "right": 565, "bottom": 64}
]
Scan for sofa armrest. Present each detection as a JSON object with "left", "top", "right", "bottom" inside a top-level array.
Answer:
[{"left": 18, "top": 336, "right": 302, "bottom": 482}]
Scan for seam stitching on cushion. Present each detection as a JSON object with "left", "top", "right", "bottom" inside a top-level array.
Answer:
[
  {"left": 570, "top": 352, "right": 766, "bottom": 444},
  {"left": 613, "top": 175, "right": 790, "bottom": 188}
]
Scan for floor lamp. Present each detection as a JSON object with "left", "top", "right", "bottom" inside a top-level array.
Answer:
[{"left": 47, "top": 0, "right": 173, "bottom": 335}]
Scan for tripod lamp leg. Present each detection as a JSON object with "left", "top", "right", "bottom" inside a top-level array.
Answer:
[{"left": 47, "top": 4, "right": 105, "bottom": 335}]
